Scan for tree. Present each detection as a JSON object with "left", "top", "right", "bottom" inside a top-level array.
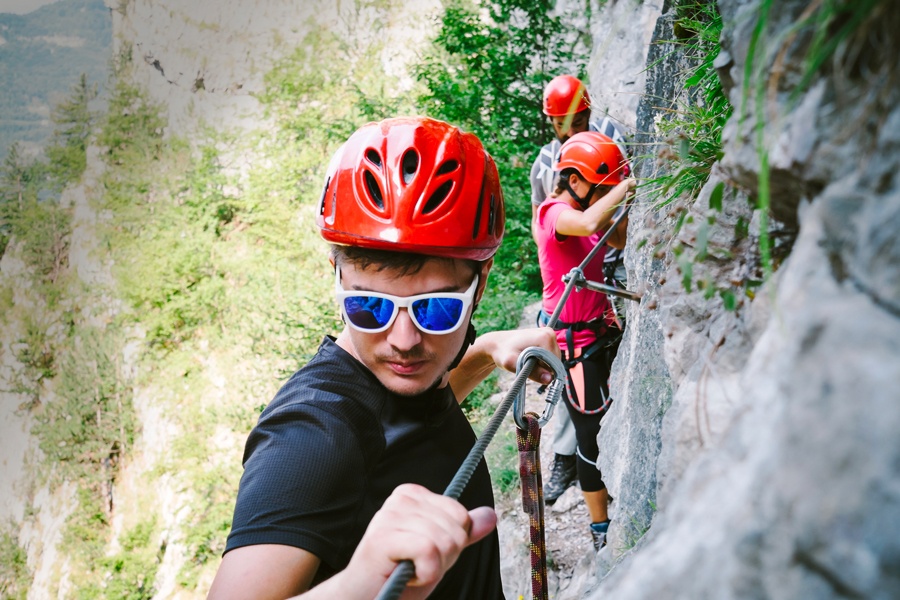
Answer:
[
  {"left": 46, "top": 73, "right": 98, "bottom": 187},
  {"left": 0, "top": 141, "right": 44, "bottom": 258}
]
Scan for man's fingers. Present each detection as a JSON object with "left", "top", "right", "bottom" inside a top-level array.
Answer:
[{"left": 466, "top": 506, "right": 497, "bottom": 544}]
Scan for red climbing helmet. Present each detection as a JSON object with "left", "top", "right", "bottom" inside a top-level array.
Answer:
[
  {"left": 542, "top": 75, "right": 591, "bottom": 117},
  {"left": 317, "top": 117, "right": 505, "bottom": 261},
  {"left": 555, "top": 131, "right": 630, "bottom": 186}
]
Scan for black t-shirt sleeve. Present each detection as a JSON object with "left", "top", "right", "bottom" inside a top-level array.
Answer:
[{"left": 225, "top": 401, "right": 366, "bottom": 569}]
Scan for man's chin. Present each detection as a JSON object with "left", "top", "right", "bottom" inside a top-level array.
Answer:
[{"left": 380, "top": 372, "right": 447, "bottom": 398}]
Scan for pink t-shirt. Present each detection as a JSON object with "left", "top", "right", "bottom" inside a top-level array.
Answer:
[{"left": 535, "top": 197, "right": 613, "bottom": 351}]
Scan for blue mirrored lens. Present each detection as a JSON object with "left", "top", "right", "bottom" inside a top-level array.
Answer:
[
  {"left": 411, "top": 297, "right": 464, "bottom": 332},
  {"left": 344, "top": 296, "right": 395, "bottom": 330}
]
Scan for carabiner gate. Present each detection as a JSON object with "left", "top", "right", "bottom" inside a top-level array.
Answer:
[{"left": 513, "top": 346, "right": 567, "bottom": 430}]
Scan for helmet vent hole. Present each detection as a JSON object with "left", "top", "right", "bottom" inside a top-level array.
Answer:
[
  {"left": 318, "top": 176, "right": 331, "bottom": 215},
  {"left": 488, "top": 193, "right": 496, "bottom": 234},
  {"left": 401, "top": 150, "right": 419, "bottom": 184},
  {"left": 364, "top": 171, "right": 385, "bottom": 209},
  {"left": 597, "top": 163, "right": 609, "bottom": 175},
  {"left": 423, "top": 181, "right": 453, "bottom": 214},
  {"left": 436, "top": 160, "right": 458, "bottom": 176},
  {"left": 365, "top": 149, "right": 383, "bottom": 169}
]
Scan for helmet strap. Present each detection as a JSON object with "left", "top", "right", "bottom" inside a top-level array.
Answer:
[
  {"left": 562, "top": 178, "right": 597, "bottom": 211},
  {"left": 448, "top": 322, "right": 477, "bottom": 371}
]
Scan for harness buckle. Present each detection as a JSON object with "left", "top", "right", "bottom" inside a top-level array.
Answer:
[{"left": 513, "top": 346, "right": 567, "bottom": 430}]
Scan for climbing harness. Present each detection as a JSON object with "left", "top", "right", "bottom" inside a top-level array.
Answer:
[{"left": 375, "top": 200, "right": 640, "bottom": 600}]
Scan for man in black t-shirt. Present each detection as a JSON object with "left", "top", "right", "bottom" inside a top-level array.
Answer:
[{"left": 209, "top": 117, "right": 559, "bottom": 600}]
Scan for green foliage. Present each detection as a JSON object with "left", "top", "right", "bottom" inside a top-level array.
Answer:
[
  {"left": 0, "top": 139, "right": 72, "bottom": 302},
  {"left": 94, "top": 520, "right": 160, "bottom": 600},
  {"left": 176, "top": 465, "right": 235, "bottom": 590},
  {"left": 744, "top": 0, "right": 774, "bottom": 283},
  {"left": 793, "top": 0, "right": 889, "bottom": 98},
  {"left": 7, "top": 315, "right": 59, "bottom": 402},
  {"left": 14, "top": 196, "right": 72, "bottom": 301},
  {"left": 461, "top": 371, "right": 499, "bottom": 416},
  {"left": 645, "top": 1, "right": 732, "bottom": 209},
  {"left": 97, "top": 79, "right": 166, "bottom": 167},
  {"left": 619, "top": 497, "right": 657, "bottom": 551},
  {"left": 32, "top": 326, "right": 132, "bottom": 485},
  {"left": 643, "top": 1, "right": 761, "bottom": 309},
  {"left": 486, "top": 434, "right": 520, "bottom": 496},
  {"left": 65, "top": 487, "right": 110, "bottom": 562},
  {"left": 0, "top": 525, "right": 31, "bottom": 600},
  {"left": 67, "top": 496, "right": 159, "bottom": 600},
  {"left": 0, "top": 142, "right": 43, "bottom": 258},
  {"left": 742, "top": 0, "right": 890, "bottom": 285},
  {"left": 45, "top": 73, "right": 98, "bottom": 187}
]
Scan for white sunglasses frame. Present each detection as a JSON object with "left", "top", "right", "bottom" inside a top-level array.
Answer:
[{"left": 334, "top": 265, "right": 478, "bottom": 335}]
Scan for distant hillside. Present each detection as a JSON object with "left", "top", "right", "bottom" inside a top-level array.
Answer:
[{"left": 0, "top": 0, "right": 111, "bottom": 158}]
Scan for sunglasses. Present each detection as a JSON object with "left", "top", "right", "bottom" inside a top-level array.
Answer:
[{"left": 335, "top": 265, "right": 478, "bottom": 335}]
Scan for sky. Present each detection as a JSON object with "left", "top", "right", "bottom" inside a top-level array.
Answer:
[{"left": 0, "top": 0, "right": 60, "bottom": 14}]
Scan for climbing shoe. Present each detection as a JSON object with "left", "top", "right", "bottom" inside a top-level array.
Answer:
[
  {"left": 590, "top": 520, "right": 610, "bottom": 552},
  {"left": 544, "top": 453, "right": 577, "bottom": 505}
]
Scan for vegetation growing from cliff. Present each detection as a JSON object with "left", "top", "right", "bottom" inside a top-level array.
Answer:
[
  {"left": 0, "top": 526, "right": 30, "bottom": 600},
  {"left": 643, "top": 1, "right": 752, "bottom": 309}
]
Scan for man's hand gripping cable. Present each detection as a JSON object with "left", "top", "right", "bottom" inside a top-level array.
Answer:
[{"left": 373, "top": 347, "right": 567, "bottom": 600}]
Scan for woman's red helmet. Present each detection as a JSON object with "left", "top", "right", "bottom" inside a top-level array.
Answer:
[
  {"left": 542, "top": 75, "right": 591, "bottom": 117},
  {"left": 317, "top": 117, "right": 505, "bottom": 261},
  {"left": 555, "top": 131, "right": 630, "bottom": 186}
]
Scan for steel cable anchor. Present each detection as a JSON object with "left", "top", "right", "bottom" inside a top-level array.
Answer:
[{"left": 513, "top": 346, "right": 566, "bottom": 431}]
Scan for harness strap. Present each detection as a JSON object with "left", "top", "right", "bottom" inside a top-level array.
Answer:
[{"left": 517, "top": 412, "right": 548, "bottom": 600}]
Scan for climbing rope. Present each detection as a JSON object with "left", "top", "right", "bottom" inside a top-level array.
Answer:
[
  {"left": 517, "top": 412, "right": 548, "bottom": 600},
  {"left": 512, "top": 346, "right": 565, "bottom": 599}
]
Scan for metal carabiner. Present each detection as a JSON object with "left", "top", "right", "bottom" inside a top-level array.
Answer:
[{"left": 512, "top": 346, "right": 567, "bottom": 430}]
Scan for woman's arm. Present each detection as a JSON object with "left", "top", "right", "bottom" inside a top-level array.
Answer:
[{"left": 555, "top": 178, "right": 636, "bottom": 238}]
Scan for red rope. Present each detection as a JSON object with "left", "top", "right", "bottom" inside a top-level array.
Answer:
[{"left": 517, "top": 412, "right": 548, "bottom": 600}]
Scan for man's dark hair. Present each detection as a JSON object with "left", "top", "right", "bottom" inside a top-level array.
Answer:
[{"left": 330, "top": 245, "right": 481, "bottom": 277}]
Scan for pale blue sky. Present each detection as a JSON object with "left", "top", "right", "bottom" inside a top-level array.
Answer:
[{"left": 0, "top": 0, "right": 60, "bottom": 15}]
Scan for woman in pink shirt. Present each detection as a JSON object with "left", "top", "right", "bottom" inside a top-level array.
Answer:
[{"left": 533, "top": 131, "right": 635, "bottom": 551}]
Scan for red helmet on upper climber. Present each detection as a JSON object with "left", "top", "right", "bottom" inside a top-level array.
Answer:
[{"left": 542, "top": 75, "right": 591, "bottom": 117}]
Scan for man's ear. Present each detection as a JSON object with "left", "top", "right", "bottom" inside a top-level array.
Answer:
[
  {"left": 328, "top": 255, "right": 336, "bottom": 271},
  {"left": 474, "top": 258, "right": 493, "bottom": 305}
]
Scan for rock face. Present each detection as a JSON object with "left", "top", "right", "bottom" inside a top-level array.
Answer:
[
  {"left": 591, "top": 0, "right": 900, "bottom": 598},
  {"left": 108, "top": 0, "right": 439, "bottom": 133},
  {"left": 586, "top": 0, "right": 663, "bottom": 132}
]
